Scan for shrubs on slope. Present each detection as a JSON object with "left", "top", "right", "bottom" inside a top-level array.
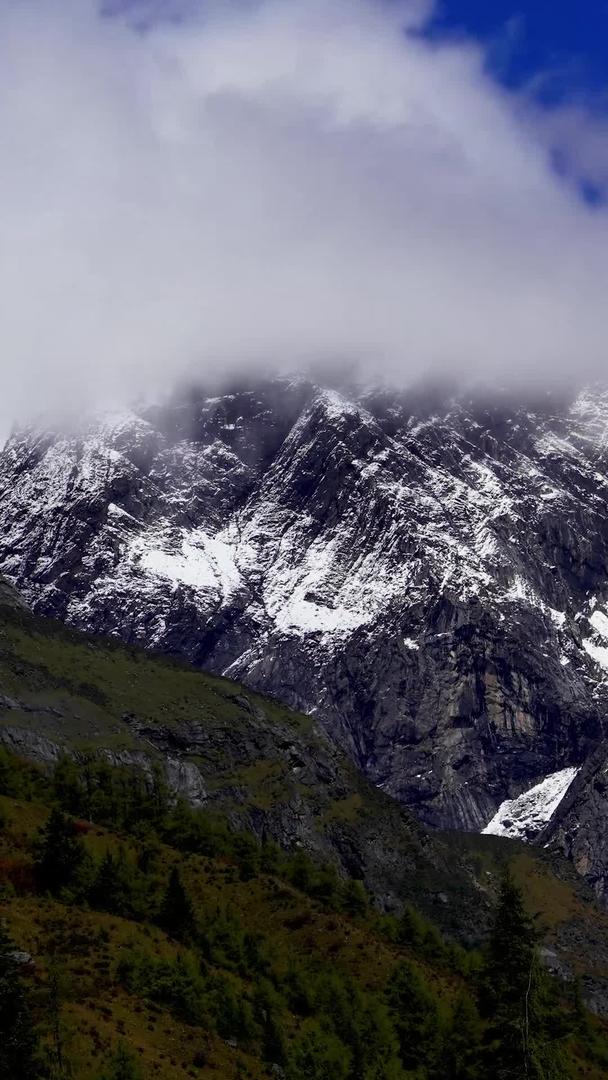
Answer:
[{"left": 0, "top": 749, "right": 607, "bottom": 1079}]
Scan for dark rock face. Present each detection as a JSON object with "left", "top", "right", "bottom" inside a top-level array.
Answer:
[
  {"left": 2, "top": 378, "right": 608, "bottom": 868},
  {"left": 541, "top": 741, "right": 608, "bottom": 907}
]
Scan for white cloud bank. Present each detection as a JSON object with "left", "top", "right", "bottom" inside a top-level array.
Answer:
[{"left": 2, "top": 0, "right": 608, "bottom": 429}]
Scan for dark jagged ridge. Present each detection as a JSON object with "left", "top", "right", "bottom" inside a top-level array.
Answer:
[{"left": 3, "top": 380, "right": 608, "bottom": 897}]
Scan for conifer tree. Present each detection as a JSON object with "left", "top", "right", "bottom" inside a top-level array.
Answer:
[
  {"left": 90, "top": 849, "right": 139, "bottom": 917},
  {"left": 442, "top": 992, "right": 482, "bottom": 1080},
  {"left": 254, "top": 980, "right": 288, "bottom": 1065},
  {"left": 482, "top": 867, "right": 566, "bottom": 1080},
  {"left": 397, "top": 903, "right": 424, "bottom": 948},
  {"left": 386, "top": 959, "right": 441, "bottom": 1073},
  {"left": 159, "top": 866, "right": 195, "bottom": 940},
  {"left": 34, "top": 808, "right": 86, "bottom": 895}
]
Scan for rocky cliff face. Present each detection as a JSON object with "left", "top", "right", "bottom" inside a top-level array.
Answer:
[
  {"left": 540, "top": 740, "right": 608, "bottom": 906},
  {"left": 1, "top": 378, "right": 608, "bottom": 851}
]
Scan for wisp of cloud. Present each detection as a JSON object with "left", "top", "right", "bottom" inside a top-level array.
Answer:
[{"left": 1, "top": 0, "right": 608, "bottom": 432}]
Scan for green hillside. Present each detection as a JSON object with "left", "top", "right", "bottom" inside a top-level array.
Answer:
[
  {"left": 0, "top": 592, "right": 486, "bottom": 937},
  {"left": 2, "top": 581, "right": 608, "bottom": 1077},
  {"left": 1, "top": 750, "right": 608, "bottom": 1080}
]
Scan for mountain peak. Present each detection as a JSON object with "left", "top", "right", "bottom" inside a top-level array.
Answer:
[{"left": 2, "top": 378, "right": 608, "bottom": 898}]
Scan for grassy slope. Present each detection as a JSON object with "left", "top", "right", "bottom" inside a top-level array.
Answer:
[
  {"left": 0, "top": 788, "right": 452, "bottom": 1080},
  {"left": 2, "top": 786, "right": 608, "bottom": 1080},
  {"left": 0, "top": 601, "right": 487, "bottom": 937},
  {"left": 445, "top": 831, "right": 608, "bottom": 1011}
]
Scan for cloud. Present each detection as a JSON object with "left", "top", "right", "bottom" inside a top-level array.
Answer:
[{"left": 1, "top": 0, "right": 608, "bottom": 431}]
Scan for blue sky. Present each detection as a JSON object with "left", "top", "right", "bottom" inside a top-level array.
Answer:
[
  {"left": 420, "top": 0, "right": 608, "bottom": 203},
  {"left": 427, "top": 0, "right": 608, "bottom": 103}
]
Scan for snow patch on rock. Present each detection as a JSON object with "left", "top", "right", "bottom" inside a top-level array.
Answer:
[
  {"left": 590, "top": 609, "right": 608, "bottom": 639},
  {"left": 482, "top": 767, "right": 580, "bottom": 840},
  {"left": 133, "top": 528, "right": 242, "bottom": 599},
  {"left": 583, "top": 639, "right": 608, "bottom": 671}
]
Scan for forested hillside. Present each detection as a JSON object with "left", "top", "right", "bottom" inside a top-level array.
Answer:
[{"left": 1, "top": 750, "right": 608, "bottom": 1080}]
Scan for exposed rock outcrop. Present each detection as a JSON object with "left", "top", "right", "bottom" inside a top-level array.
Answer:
[{"left": 3, "top": 379, "right": 608, "bottom": 890}]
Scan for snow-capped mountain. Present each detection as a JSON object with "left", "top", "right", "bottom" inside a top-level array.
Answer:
[{"left": 3, "top": 376, "right": 608, "bottom": 876}]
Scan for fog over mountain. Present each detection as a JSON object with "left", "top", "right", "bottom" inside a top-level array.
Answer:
[{"left": 2, "top": 0, "right": 608, "bottom": 436}]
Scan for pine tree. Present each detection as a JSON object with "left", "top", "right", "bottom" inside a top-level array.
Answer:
[
  {"left": 314, "top": 970, "right": 403, "bottom": 1079},
  {"left": 342, "top": 878, "right": 368, "bottom": 917},
  {"left": 397, "top": 903, "right": 424, "bottom": 948},
  {"left": 90, "top": 849, "right": 139, "bottom": 917},
  {"left": 0, "top": 922, "right": 40, "bottom": 1079},
  {"left": 386, "top": 959, "right": 441, "bottom": 1073},
  {"left": 159, "top": 866, "right": 195, "bottom": 940},
  {"left": 481, "top": 867, "right": 567, "bottom": 1080},
  {"left": 254, "top": 980, "right": 288, "bottom": 1065},
  {"left": 441, "top": 992, "right": 482, "bottom": 1080},
  {"left": 136, "top": 829, "right": 161, "bottom": 876},
  {"left": 34, "top": 808, "right": 86, "bottom": 895}
]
